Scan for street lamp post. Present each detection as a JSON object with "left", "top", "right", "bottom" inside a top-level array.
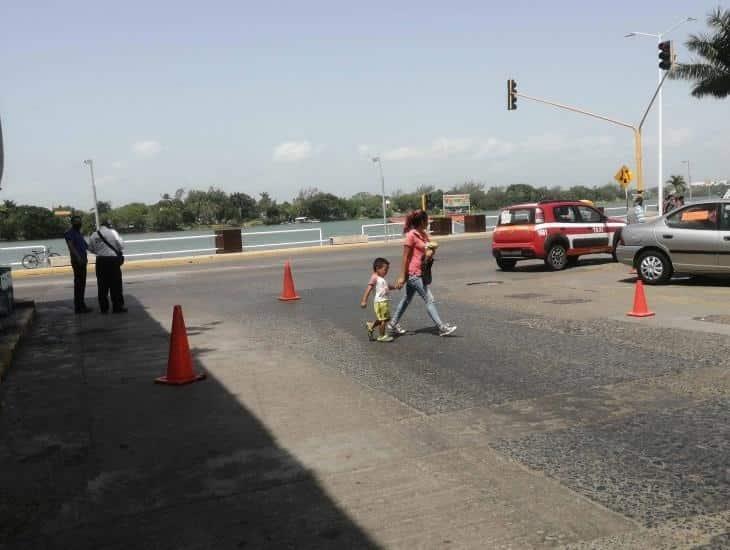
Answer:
[
  {"left": 83, "top": 159, "right": 100, "bottom": 229},
  {"left": 371, "top": 157, "right": 388, "bottom": 240},
  {"left": 681, "top": 159, "right": 692, "bottom": 201},
  {"left": 626, "top": 16, "right": 695, "bottom": 215}
]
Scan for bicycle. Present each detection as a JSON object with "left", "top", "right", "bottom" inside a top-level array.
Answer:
[{"left": 22, "top": 247, "right": 60, "bottom": 269}]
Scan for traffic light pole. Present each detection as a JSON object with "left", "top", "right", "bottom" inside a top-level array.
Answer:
[
  {"left": 513, "top": 92, "right": 642, "bottom": 189},
  {"left": 515, "top": 70, "right": 670, "bottom": 197}
]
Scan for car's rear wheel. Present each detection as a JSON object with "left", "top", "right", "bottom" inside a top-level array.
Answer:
[
  {"left": 496, "top": 258, "right": 516, "bottom": 271},
  {"left": 637, "top": 249, "right": 672, "bottom": 285},
  {"left": 545, "top": 243, "right": 568, "bottom": 271}
]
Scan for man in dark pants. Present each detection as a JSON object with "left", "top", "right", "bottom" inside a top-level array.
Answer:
[
  {"left": 88, "top": 221, "right": 127, "bottom": 314},
  {"left": 64, "top": 215, "right": 91, "bottom": 314}
]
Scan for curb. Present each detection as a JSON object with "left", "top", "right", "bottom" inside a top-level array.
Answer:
[
  {"left": 0, "top": 301, "right": 36, "bottom": 383},
  {"left": 11, "top": 231, "right": 493, "bottom": 280}
]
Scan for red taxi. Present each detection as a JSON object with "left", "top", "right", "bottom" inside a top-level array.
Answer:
[{"left": 492, "top": 200, "right": 626, "bottom": 271}]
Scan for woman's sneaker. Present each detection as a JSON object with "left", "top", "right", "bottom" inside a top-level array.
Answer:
[
  {"left": 439, "top": 324, "right": 457, "bottom": 337},
  {"left": 387, "top": 322, "right": 407, "bottom": 335},
  {"left": 366, "top": 322, "right": 375, "bottom": 341},
  {"left": 377, "top": 335, "right": 394, "bottom": 343}
]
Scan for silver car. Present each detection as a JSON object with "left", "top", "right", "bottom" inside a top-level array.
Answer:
[{"left": 616, "top": 200, "right": 730, "bottom": 284}]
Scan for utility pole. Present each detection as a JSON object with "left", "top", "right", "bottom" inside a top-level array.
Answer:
[
  {"left": 682, "top": 160, "right": 692, "bottom": 201},
  {"left": 0, "top": 115, "right": 4, "bottom": 188},
  {"left": 626, "top": 16, "right": 696, "bottom": 214},
  {"left": 83, "top": 159, "right": 100, "bottom": 229},
  {"left": 371, "top": 157, "right": 388, "bottom": 240}
]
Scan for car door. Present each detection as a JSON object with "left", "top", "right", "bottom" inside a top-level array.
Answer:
[
  {"left": 575, "top": 205, "right": 610, "bottom": 251},
  {"left": 716, "top": 203, "right": 730, "bottom": 269},
  {"left": 659, "top": 204, "right": 719, "bottom": 271},
  {"left": 550, "top": 205, "right": 580, "bottom": 249}
]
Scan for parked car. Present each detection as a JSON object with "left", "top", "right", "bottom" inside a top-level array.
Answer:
[
  {"left": 492, "top": 200, "right": 626, "bottom": 271},
  {"left": 616, "top": 200, "right": 730, "bottom": 284}
]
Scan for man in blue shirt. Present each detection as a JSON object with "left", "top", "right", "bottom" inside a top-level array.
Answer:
[{"left": 64, "top": 215, "right": 91, "bottom": 313}]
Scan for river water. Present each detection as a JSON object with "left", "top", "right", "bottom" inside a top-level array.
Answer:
[{"left": 0, "top": 218, "right": 413, "bottom": 268}]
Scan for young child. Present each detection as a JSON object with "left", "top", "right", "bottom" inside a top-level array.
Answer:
[{"left": 360, "top": 257, "right": 396, "bottom": 342}]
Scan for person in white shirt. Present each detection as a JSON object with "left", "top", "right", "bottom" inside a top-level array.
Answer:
[
  {"left": 87, "top": 221, "right": 127, "bottom": 313},
  {"left": 360, "top": 257, "right": 396, "bottom": 342},
  {"left": 627, "top": 195, "right": 646, "bottom": 224}
]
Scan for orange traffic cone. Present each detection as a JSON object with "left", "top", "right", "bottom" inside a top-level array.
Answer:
[
  {"left": 279, "top": 261, "right": 301, "bottom": 301},
  {"left": 155, "top": 305, "right": 206, "bottom": 385},
  {"left": 627, "top": 280, "right": 655, "bottom": 318}
]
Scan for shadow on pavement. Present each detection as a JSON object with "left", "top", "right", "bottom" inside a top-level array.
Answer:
[
  {"left": 0, "top": 297, "right": 376, "bottom": 549},
  {"left": 511, "top": 257, "right": 615, "bottom": 273},
  {"left": 618, "top": 274, "right": 730, "bottom": 287}
]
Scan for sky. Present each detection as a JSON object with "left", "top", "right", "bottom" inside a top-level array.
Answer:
[{"left": 1, "top": 0, "right": 728, "bottom": 211}]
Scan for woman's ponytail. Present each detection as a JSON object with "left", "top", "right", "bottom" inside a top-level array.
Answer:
[{"left": 404, "top": 209, "right": 428, "bottom": 233}]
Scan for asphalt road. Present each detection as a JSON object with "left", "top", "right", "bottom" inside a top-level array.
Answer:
[{"left": 5, "top": 236, "right": 730, "bottom": 548}]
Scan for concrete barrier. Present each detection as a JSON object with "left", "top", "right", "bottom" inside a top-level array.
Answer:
[
  {"left": 49, "top": 254, "right": 97, "bottom": 268},
  {"left": 330, "top": 235, "right": 369, "bottom": 245},
  {"left": 49, "top": 256, "right": 71, "bottom": 268}
]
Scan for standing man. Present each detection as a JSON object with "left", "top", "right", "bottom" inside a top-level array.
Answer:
[
  {"left": 64, "top": 215, "right": 91, "bottom": 314},
  {"left": 627, "top": 195, "right": 646, "bottom": 224},
  {"left": 88, "top": 220, "right": 127, "bottom": 314}
]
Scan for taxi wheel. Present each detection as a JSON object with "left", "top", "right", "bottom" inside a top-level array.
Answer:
[
  {"left": 637, "top": 249, "right": 672, "bottom": 285},
  {"left": 496, "top": 258, "right": 517, "bottom": 271},
  {"left": 545, "top": 244, "right": 568, "bottom": 271}
]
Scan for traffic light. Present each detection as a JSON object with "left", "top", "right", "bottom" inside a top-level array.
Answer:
[
  {"left": 658, "top": 40, "right": 674, "bottom": 71},
  {"left": 507, "top": 79, "right": 517, "bottom": 110}
]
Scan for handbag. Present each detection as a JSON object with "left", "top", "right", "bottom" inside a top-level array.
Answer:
[
  {"left": 96, "top": 229, "right": 125, "bottom": 265},
  {"left": 422, "top": 256, "right": 433, "bottom": 285}
]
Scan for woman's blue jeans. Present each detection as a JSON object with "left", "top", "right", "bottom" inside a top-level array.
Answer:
[{"left": 391, "top": 276, "right": 444, "bottom": 328}]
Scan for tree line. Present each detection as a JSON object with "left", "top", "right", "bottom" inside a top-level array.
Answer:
[{"left": 0, "top": 181, "right": 639, "bottom": 240}]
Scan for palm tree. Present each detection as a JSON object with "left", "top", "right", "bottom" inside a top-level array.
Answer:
[
  {"left": 666, "top": 174, "right": 687, "bottom": 195},
  {"left": 670, "top": 8, "right": 730, "bottom": 98}
]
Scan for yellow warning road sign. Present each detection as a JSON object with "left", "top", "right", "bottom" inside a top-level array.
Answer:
[{"left": 614, "top": 165, "right": 633, "bottom": 188}]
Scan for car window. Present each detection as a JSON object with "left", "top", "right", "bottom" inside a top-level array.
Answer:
[
  {"left": 576, "top": 206, "right": 602, "bottom": 223},
  {"left": 553, "top": 206, "right": 577, "bottom": 223},
  {"left": 721, "top": 204, "right": 730, "bottom": 230},
  {"left": 666, "top": 204, "right": 719, "bottom": 230},
  {"left": 498, "top": 208, "right": 533, "bottom": 226}
]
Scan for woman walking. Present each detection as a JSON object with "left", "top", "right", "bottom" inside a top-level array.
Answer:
[{"left": 389, "top": 210, "right": 457, "bottom": 337}]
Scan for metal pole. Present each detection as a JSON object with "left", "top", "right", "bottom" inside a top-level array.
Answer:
[
  {"left": 373, "top": 157, "right": 387, "bottom": 241},
  {"left": 516, "top": 92, "right": 640, "bottom": 192},
  {"left": 625, "top": 18, "right": 696, "bottom": 211},
  {"left": 84, "top": 159, "right": 100, "bottom": 229},
  {"left": 515, "top": 93, "right": 634, "bottom": 129},
  {"left": 683, "top": 160, "right": 692, "bottom": 201},
  {"left": 380, "top": 162, "right": 387, "bottom": 240},
  {"left": 634, "top": 129, "right": 644, "bottom": 194},
  {"left": 657, "top": 34, "right": 664, "bottom": 215}
]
